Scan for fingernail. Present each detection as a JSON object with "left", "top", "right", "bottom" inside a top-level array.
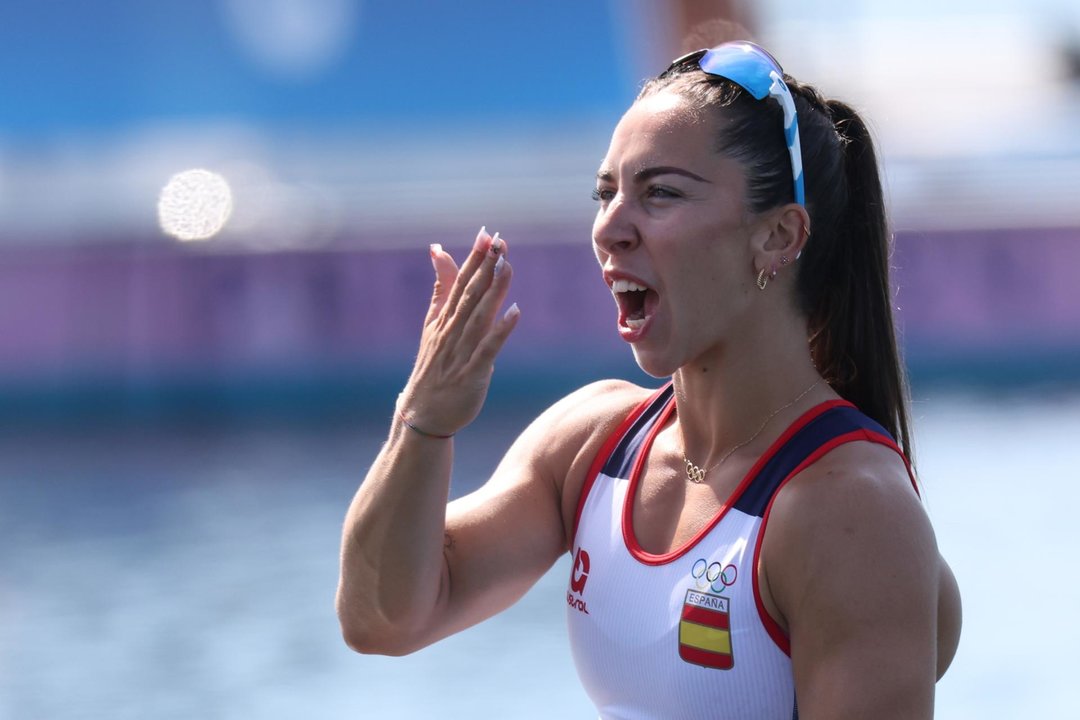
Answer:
[
  {"left": 429, "top": 243, "right": 442, "bottom": 257},
  {"left": 494, "top": 254, "right": 506, "bottom": 276},
  {"left": 474, "top": 226, "right": 489, "bottom": 252},
  {"left": 504, "top": 302, "right": 520, "bottom": 321},
  {"left": 490, "top": 232, "right": 503, "bottom": 256}
]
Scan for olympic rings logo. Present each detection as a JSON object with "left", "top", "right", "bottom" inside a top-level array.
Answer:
[{"left": 691, "top": 558, "right": 737, "bottom": 594}]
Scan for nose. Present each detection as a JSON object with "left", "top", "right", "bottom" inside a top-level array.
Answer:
[{"left": 592, "top": 194, "right": 640, "bottom": 258}]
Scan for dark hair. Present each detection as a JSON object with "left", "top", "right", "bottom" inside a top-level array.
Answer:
[{"left": 638, "top": 64, "right": 914, "bottom": 462}]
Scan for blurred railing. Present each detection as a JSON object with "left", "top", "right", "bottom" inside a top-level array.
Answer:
[{"left": 3, "top": 217, "right": 1078, "bottom": 424}]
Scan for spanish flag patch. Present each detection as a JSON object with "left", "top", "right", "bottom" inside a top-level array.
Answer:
[{"left": 678, "top": 589, "right": 734, "bottom": 670}]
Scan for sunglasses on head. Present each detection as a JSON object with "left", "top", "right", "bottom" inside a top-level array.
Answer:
[{"left": 663, "top": 41, "right": 805, "bottom": 206}]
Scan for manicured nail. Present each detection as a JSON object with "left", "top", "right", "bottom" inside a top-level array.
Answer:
[
  {"left": 474, "top": 226, "right": 488, "bottom": 252},
  {"left": 504, "top": 302, "right": 520, "bottom": 321},
  {"left": 494, "top": 254, "right": 506, "bottom": 276},
  {"left": 490, "top": 232, "right": 503, "bottom": 256},
  {"left": 429, "top": 243, "right": 442, "bottom": 257}
]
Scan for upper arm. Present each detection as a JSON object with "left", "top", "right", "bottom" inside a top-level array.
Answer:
[
  {"left": 764, "top": 443, "right": 941, "bottom": 720},
  {"left": 419, "top": 379, "right": 645, "bottom": 646}
]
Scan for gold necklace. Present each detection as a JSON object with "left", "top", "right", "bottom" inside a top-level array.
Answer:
[{"left": 683, "top": 379, "right": 821, "bottom": 484}]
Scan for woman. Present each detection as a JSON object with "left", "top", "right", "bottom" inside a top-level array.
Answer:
[{"left": 337, "top": 41, "right": 961, "bottom": 718}]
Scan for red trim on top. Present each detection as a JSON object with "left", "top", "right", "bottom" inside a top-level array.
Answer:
[
  {"left": 571, "top": 384, "right": 670, "bottom": 544},
  {"left": 751, "top": 427, "right": 918, "bottom": 656},
  {"left": 620, "top": 398, "right": 677, "bottom": 562},
  {"left": 624, "top": 398, "right": 857, "bottom": 566},
  {"left": 882, "top": 435, "right": 920, "bottom": 497}
]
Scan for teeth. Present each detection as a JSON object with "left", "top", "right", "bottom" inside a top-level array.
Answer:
[
  {"left": 626, "top": 318, "right": 646, "bottom": 329},
  {"left": 612, "top": 279, "right": 647, "bottom": 293}
]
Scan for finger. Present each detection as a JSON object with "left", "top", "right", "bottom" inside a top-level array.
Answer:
[
  {"left": 469, "top": 301, "right": 521, "bottom": 370},
  {"left": 425, "top": 243, "right": 459, "bottom": 325},
  {"left": 448, "top": 232, "right": 505, "bottom": 334},
  {"left": 456, "top": 248, "right": 513, "bottom": 354},
  {"left": 443, "top": 226, "right": 493, "bottom": 318}
]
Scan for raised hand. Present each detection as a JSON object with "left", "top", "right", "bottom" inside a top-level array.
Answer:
[{"left": 397, "top": 227, "right": 520, "bottom": 437}]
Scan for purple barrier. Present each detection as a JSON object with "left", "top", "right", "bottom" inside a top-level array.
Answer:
[
  {"left": 0, "top": 225, "right": 622, "bottom": 383},
  {"left": 1, "top": 225, "right": 1077, "bottom": 385},
  {"left": 892, "top": 226, "right": 1080, "bottom": 354}
]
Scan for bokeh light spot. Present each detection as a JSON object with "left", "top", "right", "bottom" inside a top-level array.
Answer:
[
  {"left": 158, "top": 169, "right": 234, "bottom": 241},
  {"left": 222, "top": 0, "right": 358, "bottom": 80}
]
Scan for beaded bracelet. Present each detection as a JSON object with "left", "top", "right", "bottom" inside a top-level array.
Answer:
[{"left": 398, "top": 409, "right": 455, "bottom": 439}]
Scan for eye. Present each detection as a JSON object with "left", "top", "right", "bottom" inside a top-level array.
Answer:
[
  {"left": 592, "top": 187, "right": 616, "bottom": 203},
  {"left": 646, "top": 184, "right": 680, "bottom": 200}
]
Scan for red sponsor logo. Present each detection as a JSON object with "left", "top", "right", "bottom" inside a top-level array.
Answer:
[
  {"left": 570, "top": 547, "right": 590, "bottom": 594},
  {"left": 568, "top": 547, "right": 591, "bottom": 614}
]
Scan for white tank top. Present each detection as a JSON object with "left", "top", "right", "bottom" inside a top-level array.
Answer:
[{"left": 566, "top": 383, "right": 910, "bottom": 719}]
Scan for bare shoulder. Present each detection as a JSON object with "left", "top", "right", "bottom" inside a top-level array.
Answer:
[
  {"left": 506, "top": 379, "right": 654, "bottom": 462},
  {"left": 525, "top": 378, "right": 654, "bottom": 455},
  {"left": 773, "top": 441, "right": 927, "bottom": 537},
  {"left": 451, "top": 378, "right": 653, "bottom": 531},
  {"left": 763, "top": 440, "right": 949, "bottom": 714},
  {"left": 499, "top": 378, "right": 657, "bottom": 542},
  {"left": 766, "top": 441, "right": 937, "bottom": 602}
]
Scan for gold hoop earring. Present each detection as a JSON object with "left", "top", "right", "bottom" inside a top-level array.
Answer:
[{"left": 756, "top": 267, "right": 768, "bottom": 290}]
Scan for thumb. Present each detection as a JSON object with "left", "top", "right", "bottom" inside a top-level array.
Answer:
[{"left": 425, "top": 243, "right": 459, "bottom": 324}]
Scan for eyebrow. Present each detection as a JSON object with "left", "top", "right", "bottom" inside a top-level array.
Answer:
[{"left": 595, "top": 166, "right": 713, "bottom": 184}]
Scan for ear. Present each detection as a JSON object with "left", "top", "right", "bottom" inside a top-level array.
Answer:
[{"left": 750, "top": 203, "right": 811, "bottom": 279}]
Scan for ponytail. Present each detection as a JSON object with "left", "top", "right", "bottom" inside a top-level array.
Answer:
[{"left": 799, "top": 100, "right": 914, "bottom": 462}]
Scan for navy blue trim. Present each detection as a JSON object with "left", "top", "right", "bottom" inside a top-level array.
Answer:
[
  {"left": 598, "top": 391, "right": 895, "bottom": 522},
  {"left": 734, "top": 405, "right": 894, "bottom": 518},
  {"left": 600, "top": 385, "right": 674, "bottom": 480}
]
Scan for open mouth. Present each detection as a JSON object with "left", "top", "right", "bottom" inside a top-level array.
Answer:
[{"left": 611, "top": 278, "right": 659, "bottom": 330}]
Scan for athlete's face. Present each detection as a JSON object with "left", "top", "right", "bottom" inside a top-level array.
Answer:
[{"left": 593, "top": 91, "right": 762, "bottom": 377}]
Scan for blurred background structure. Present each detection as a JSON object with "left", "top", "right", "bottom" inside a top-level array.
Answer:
[{"left": 1, "top": 1, "right": 1078, "bottom": 718}]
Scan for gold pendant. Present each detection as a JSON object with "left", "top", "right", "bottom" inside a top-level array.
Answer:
[{"left": 685, "top": 459, "right": 706, "bottom": 484}]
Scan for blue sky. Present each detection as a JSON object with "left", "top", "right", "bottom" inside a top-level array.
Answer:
[{"left": 0, "top": 0, "right": 632, "bottom": 137}]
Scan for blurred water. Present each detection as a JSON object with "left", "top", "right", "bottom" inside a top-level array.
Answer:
[{"left": 1, "top": 388, "right": 1077, "bottom": 719}]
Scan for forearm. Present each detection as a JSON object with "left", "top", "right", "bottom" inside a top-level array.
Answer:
[
  {"left": 336, "top": 228, "right": 518, "bottom": 653},
  {"left": 337, "top": 415, "right": 454, "bottom": 653}
]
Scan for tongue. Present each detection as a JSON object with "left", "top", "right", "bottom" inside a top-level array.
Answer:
[
  {"left": 620, "top": 289, "right": 658, "bottom": 325},
  {"left": 642, "top": 289, "right": 659, "bottom": 318}
]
